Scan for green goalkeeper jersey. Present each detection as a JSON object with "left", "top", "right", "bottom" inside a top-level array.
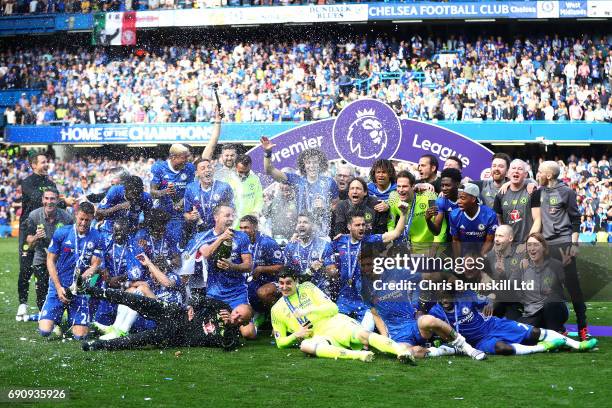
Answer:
[
  {"left": 387, "top": 190, "right": 448, "bottom": 246},
  {"left": 271, "top": 282, "right": 338, "bottom": 349}
]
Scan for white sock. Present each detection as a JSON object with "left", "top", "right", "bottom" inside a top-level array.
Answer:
[
  {"left": 540, "top": 329, "right": 580, "bottom": 349},
  {"left": 451, "top": 334, "right": 477, "bottom": 355},
  {"left": 427, "top": 345, "right": 456, "bottom": 357},
  {"left": 112, "top": 304, "right": 130, "bottom": 329},
  {"left": 512, "top": 343, "right": 545, "bottom": 355},
  {"left": 361, "top": 310, "right": 375, "bottom": 332},
  {"left": 116, "top": 307, "right": 138, "bottom": 334}
]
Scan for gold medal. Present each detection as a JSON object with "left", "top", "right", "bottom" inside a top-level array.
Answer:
[{"left": 347, "top": 278, "right": 353, "bottom": 287}]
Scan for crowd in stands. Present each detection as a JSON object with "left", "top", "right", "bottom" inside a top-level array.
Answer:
[
  {"left": 0, "top": 0, "right": 495, "bottom": 16},
  {"left": 2, "top": 33, "right": 612, "bottom": 125}
]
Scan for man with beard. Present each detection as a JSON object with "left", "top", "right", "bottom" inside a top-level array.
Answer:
[
  {"left": 417, "top": 154, "right": 441, "bottom": 193},
  {"left": 333, "top": 207, "right": 410, "bottom": 329},
  {"left": 213, "top": 144, "right": 238, "bottom": 184},
  {"left": 285, "top": 213, "right": 337, "bottom": 298},
  {"left": 530, "top": 161, "right": 588, "bottom": 340},
  {"left": 150, "top": 144, "right": 195, "bottom": 247},
  {"left": 472, "top": 153, "right": 511, "bottom": 209},
  {"left": 17, "top": 153, "right": 74, "bottom": 321},
  {"left": 261, "top": 137, "right": 339, "bottom": 237},
  {"left": 184, "top": 157, "right": 234, "bottom": 236},
  {"left": 333, "top": 177, "right": 387, "bottom": 237},
  {"left": 229, "top": 155, "right": 263, "bottom": 229},
  {"left": 23, "top": 189, "right": 73, "bottom": 314},
  {"left": 494, "top": 159, "right": 539, "bottom": 244},
  {"left": 387, "top": 170, "right": 440, "bottom": 252}
]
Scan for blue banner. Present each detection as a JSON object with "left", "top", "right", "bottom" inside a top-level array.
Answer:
[
  {"left": 367, "top": 1, "right": 589, "bottom": 20},
  {"left": 4, "top": 121, "right": 611, "bottom": 145}
]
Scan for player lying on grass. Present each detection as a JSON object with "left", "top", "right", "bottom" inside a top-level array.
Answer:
[
  {"left": 272, "top": 269, "right": 419, "bottom": 364},
  {"left": 366, "top": 266, "right": 486, "bottom": 360},
  {"left": 81, "top": 283, "right": 252, "bottom": 351},
  {"left": 429, "top": 290, "right": 598, "bottom": 355}
]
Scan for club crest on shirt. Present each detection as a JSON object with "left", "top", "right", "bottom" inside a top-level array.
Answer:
[{"left": 478, "top": 224, "right": 485, "bottom": 231}]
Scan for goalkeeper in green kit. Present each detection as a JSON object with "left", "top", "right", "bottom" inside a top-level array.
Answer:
[{"left": 271, "top": 269, "right": 416, "bottom": 364}]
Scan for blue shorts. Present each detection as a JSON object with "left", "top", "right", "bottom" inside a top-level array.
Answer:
[
  {"left": 92, "top": 299, "right": 117, "bottom": 326},
  {"left": 391, "top": 320, "right": 426, "bottom": 346},
  {"left": 208, "top": 291, "right": 249, "bottom": 310},
  {"left": 247, "top": 279, "right": 277, "bottom": 311},
  {"left": 476, "top": 318, "right": 533, "bottom": 354},
  {"left": 40, "top": 291, "right": 90, "bottom": 326},
  {"left": 337, "top": 296, "right": 369, "bottom": 323}
]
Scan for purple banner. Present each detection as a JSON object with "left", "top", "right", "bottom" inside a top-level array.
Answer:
[{"left": 248, "top": 98, "right": 492, "bottom": 181}]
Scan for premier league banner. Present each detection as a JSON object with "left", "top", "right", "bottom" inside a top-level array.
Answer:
[{"left": 248, "top": 98, "right": 493, "bottom": 180}]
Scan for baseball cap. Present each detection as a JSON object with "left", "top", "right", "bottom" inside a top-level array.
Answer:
[{"left": 459, "top": 183, "right": 480, "bottom": 199}]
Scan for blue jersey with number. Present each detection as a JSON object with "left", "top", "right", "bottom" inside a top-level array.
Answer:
[
  {"left": 183, "top": 180, "right": 234, "bottom": 231},
  {"left": 429, "top": 291, "right": 491, "bottom": 345},
  {"left": 151, "top": 160, "right": 195, "bottom": 220},
  {"left": 285, "top": 173, "right": 338, "bottom": 236},
  {"left": 202, "top": 229, "right": 251, "bottom": 299},
  {"left": 98, "top": 185, "right": 153, "bottom": 233},
  {"left": 449, "top": 205, "right": 498, "bottom": 242},
  {"left": 333, "top": 234, "right": 383, "bottom": 303},
  {"left": 47, "top": 225, "right": 104, "bottom": 294}
]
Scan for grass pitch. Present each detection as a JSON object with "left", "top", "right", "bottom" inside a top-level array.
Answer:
[{"left": 0, "top": 238, "right": 611, "bottom": 407}]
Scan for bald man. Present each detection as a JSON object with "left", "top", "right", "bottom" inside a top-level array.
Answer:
[
  {"left": 531, "top": 161, "right": 587, "bottom": 340},
  {"left": 335, "top": 164, "right": 355, "bottom": 201},
  {"left": 493, "top": 159, "right": 538, "bottom": 244}
]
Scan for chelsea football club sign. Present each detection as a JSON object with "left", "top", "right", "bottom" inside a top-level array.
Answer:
[{"left": 248, "top": 98, "right": 493, "bottom": 180}]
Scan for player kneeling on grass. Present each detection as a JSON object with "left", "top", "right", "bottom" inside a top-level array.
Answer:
[
  {"left": 81, "top": 283, "right": 252, "bottom": 351},
  {"left": 38, "top": 202, "right": 103, "bottom": 340},
  {"left": 429, "top": 290, "right": 598, "bottom": 356},
  {"left": 271, "top": 269, "right": 416, "bottom": 364}
]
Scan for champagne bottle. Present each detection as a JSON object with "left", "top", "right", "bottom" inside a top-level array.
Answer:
[{"left": 214, "top": 232, "right": 233, "bottom": 261}]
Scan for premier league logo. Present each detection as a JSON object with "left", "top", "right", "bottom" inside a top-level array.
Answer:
[
  {"left": 332, "top": 99, "right": 402, "bottom": 168},
  {"left": 347, "top": 109, "right": 387, "bottom": 159}
]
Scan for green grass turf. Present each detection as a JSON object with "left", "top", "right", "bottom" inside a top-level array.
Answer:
[{"left": 0, "top": 237, "right": 611, "bottom": 407}]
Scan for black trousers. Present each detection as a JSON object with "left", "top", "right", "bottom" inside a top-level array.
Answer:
[
  {"left": 518, "top": 303, "right": 569, "bottom": 333},
  {"left": 550, "top": 243, "right": 587, "bottom": 329},
  {"left": 17, "top": 226, "right": 35, "bottom": 305},
  {"left": 88, "top": 287, "right": 187, "bottom": 350},
  {"left": 30, "top": 265, "right": 49, "bottom": 311},
  {"left": 493, "top": 302, "right": 523, "bottom": 321}
]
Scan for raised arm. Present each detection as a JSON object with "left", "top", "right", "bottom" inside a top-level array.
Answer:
[
  {"left": 202, "top": 106, "right": 223, "bottom": 160},
  {"left": 260, "top": 137, "right": 288, "bottom": 183}
]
